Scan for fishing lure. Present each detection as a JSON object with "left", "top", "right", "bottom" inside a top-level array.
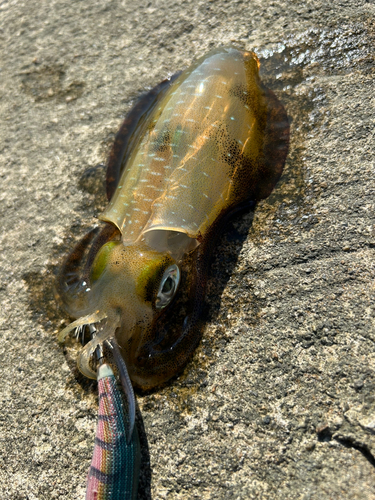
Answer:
[
  {"left": 57, "top": 48, "right": 289, "bottom": 496},
  {"left": 86, "top": 347, "right": 140, "bottom": 500}
]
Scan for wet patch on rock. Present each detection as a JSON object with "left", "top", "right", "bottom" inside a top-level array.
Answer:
[{"left": 20, "top": 64, "right": 85, "bottom": 103}]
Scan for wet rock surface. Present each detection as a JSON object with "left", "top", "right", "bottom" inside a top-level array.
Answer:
[{"left": 0, "top": 0, "right": 374, "bottom": 499}]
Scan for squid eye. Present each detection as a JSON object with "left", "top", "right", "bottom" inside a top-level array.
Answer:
[{"left": 155, "top": 264, "right": 180, "bottom": 310}]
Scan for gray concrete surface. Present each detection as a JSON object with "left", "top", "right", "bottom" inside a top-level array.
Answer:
[{"left": 0, "top": 0, "right": 374, "bottom": 498}]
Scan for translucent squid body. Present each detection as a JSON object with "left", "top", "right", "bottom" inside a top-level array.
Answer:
[{"left": 56, "top": 46, "right": 289, "bottom": 499}]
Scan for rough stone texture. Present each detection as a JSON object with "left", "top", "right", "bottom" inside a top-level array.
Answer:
[{"left": 0, "top": 0, "right": 374, "bottom": 499}]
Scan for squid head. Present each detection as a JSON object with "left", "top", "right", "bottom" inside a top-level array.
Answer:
[{"left": 59, "top": 240, "right": 181, "bottom": 387}]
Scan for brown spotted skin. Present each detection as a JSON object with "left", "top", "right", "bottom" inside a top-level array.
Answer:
[{"left": 57, "top": 47, "right": 289, "bottom": 390}]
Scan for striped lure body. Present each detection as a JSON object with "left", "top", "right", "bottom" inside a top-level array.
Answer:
[
  {"left": 57, "top": 47, "right": 289, "bottom": 390},
  {"left": 86, "top": 363, "right": 140, "bottom": 500}
]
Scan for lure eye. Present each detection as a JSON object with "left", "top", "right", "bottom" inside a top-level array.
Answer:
[{"left": 155, "top": 264, "right": 180, "bottom": 310}]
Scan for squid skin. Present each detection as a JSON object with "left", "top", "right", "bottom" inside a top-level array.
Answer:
[{"left": 86, "top": 363, "right": 140, "bottom": 500}]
